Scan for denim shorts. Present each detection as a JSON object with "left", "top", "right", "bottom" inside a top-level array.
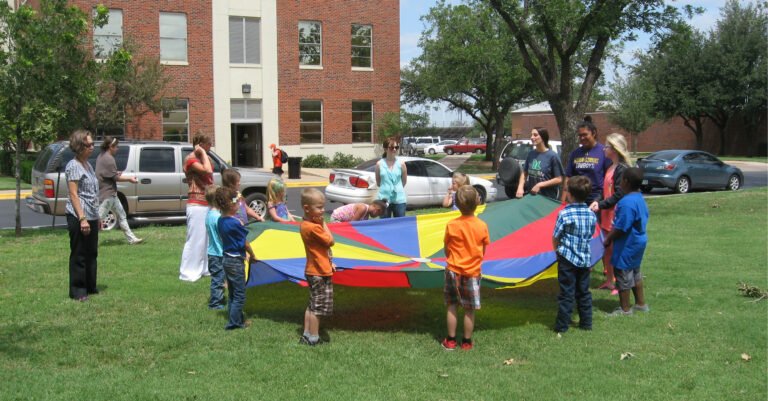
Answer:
[{"left": 615, "top": 267, "right": 643, "bottom": 291}]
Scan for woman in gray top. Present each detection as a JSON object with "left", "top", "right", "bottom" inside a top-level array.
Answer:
[
  {"left": 515, "top": 127, "right": 564, "bottom": 200},
  {"left": 65, "top": 129, "right": 100, "bottom": 301},
  {"left": 96, "top": 136, "right": 141, "bottom": 244}
]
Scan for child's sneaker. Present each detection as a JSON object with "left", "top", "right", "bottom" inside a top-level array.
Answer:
[
  {"left": 606, "top": 307, "right": 633, "bottom": 317},
  {"left": 299, "top": 335, "right": 319, "bottom": 346},
  {"left": 460, "top": 341, "right": 473, "bottom": 351},
  {"left": 632, "top": 304, "right": 650, "bottom": 313},
  {"left": 441, "top": 338, "right": 457, "bottom": 350}
]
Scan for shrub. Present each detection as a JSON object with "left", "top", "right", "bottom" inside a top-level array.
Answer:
[
  {"left": 0, "top": 151, "right": 12, "bottom": 176},
  {"left": 331, "top": 152, "right": 364, "bottom": 168},
  {"left": 301, "top": 154, "right": 330, "bottom": 168},
  {"left": 19, "top": 159, "right": 35, "bottom": 183}
]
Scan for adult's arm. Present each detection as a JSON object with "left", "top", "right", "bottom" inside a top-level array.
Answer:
[
  {"left": 400, "top": 161, "right": 408, "bottom": 187},
  {"left": 187, "top": 146, "right": 213, "bottom": 174},
  {"left": 375, "top": 162, "right": 381, "bottom": 187},
  {"left": 68, "top": 180, "right": 92, "bottom": 235},
  {"left": 516, "top": 170, "right": 526, "bottom": 198}
]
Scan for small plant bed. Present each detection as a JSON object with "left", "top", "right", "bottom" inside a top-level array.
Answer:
[
  {"left": 455, "top": 157, "right": 495, "bottom": 174},
  {"left": 423, "top": 154, "right": 446, "bottom": 161}
]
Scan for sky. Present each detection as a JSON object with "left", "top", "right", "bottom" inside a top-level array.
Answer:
[{"left": 399, "top": 0, "right": 727, "bottom": 126}]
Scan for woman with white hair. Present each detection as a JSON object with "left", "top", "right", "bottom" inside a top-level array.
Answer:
[{"left": 589, "top": 133, "right": 631, "bottom": 294}]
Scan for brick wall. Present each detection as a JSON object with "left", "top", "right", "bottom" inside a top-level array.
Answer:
[
  {"left": 68, "top": 0, "right": 214, "bottom": 143},
  {"left": 276, "top": 0, "right": 400, "bottom": 146},
  {"left": 511, "top": 111, "right": 767, "bottom": 156}
]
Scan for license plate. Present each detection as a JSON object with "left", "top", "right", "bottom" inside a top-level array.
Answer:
[
  {"left": 642, "top": 179, "right": 648, "bottom": 185},
  {"left": 334, "top": 179, "right": 347, "bottom": 186}
]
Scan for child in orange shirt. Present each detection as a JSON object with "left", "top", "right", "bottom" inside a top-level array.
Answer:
[
  {"left": 299, "top": 188, "right": 335, "bottom": 346},
  {"left": 441, "top": 185, "right": 490, "bottom": 351}
]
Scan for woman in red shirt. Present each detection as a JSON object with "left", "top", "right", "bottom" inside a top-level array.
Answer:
[{"left": 179, "top": 132, "right": 214, "bottom": 282}]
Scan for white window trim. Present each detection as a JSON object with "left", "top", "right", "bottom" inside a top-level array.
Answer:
[
  {"left": 351, "top": 23, "right": 373, "bottom": 69},
  {"left": 93, "top": 8, "right": 123, "bottom": 60},
  {"left": 160, "top": 61, "right": 189, "bottom": 66},
  {"left": 351, "top": 101, "right": 374, "bottom": 144},
  {"left": 300, "top": 100, "right": 323, "bottom": 144},
  {"left": 298, "top": 20, "right": 322, "bottom": 67},
  {"left": 160, "top": 12, "right": 188, "bottom": 63},
  {"left": 351, "top": 67, "right": 374, "bottom": 72},
  {"left": 229, "top": 16, "right": 262, "bottom": 66}
]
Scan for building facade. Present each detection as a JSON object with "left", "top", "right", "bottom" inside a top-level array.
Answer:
[{"left": 27, "top": 0, "right": 400, "bottom": 167}]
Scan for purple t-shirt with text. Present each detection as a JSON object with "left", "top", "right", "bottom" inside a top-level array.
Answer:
[{"left": 566, "top": 143, "right": 612, "bottom": 202}]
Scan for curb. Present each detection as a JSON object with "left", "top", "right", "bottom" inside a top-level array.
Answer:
[{"left": 0, "top": 192, "right": 30, "bottom": 201}]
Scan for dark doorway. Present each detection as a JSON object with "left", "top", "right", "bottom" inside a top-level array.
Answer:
[{"left": 231, "top": 123, "right": 263, "bottom": 168}]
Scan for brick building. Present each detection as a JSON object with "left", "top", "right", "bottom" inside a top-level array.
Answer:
[
  {"left": 13, "top": 0, "right": 400, "bottom": 167},
  {"left": 510, "top": 102, "right": 767, "bottom": 156}
]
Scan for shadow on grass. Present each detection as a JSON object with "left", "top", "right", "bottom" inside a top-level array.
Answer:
[{"left": 244, "top": 279, "right": 561, "bottom": 336}]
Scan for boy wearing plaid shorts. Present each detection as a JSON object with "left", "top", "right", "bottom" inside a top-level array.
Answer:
[
  {"left": 552, "top": 175, "right": 597, "bottom": 333},
  {"left": 441, "top": 185, "right": 490, "bottom": 350},
  {"left": 299, "top": 188, "right": 335, "bottom": 346}
]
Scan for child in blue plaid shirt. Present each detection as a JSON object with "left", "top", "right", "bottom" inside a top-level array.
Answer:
[{"left": 552, "top": 175, "right": 597, "bottom": 332}]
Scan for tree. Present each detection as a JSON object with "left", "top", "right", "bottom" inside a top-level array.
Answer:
[
  {"left": 702, "top": 0, "right": 767, "bottom": 155},
  {"left": 487, "top": 0, "right": 684, "bottom": 164},
  {"left": 606, "top": 72, "right": 656, "bottom": 155},
  {"left": 0, "top": 1, "right": 170, "bottom": 236},
  {"left": 0, "top": 0, "right": 101, "bottom": 236},
  {"left": 376, "top": 109, "right": 430, "bottom": 141},
  {"left": 401, "top": 0, "right": 538, "bottom": 169}
]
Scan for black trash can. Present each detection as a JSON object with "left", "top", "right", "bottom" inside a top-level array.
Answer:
[{"left": 287, "top": 157, "right": 302, "bottom": 179}]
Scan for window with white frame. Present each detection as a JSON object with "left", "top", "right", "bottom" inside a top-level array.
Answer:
[
  {"left": 352, "top": 101, "right": 373, "bottom": 143},
  {"left": 298, "top": 21, "right": 321, "bottom": 66},
  {"left": 229, "top": 17, "right": 261, "bottom": 64},
  {"left": 351, "top": 24, "right": 372, "bottom": 68},
  {"left": 230, "top": 99, "right": 262, "bottom": 121},
  {"left": 300, "top": 100, "right": 322, "bottom": 144},
  {"left": 93, "top": 8, "right": 123, "bottom": 58},
  {"left": 160, "top": 12, "right": 187, "bottom": 62},
  {"left": 162, "top": 99, "right": 189, "bottom": 142}
]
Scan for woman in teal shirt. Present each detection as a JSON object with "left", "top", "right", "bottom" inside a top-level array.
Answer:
[{"left": 375, "top": 137, "right": 408, "bottom": 217}]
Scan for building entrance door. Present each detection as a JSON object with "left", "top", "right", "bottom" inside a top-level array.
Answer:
[{"left": 231, "top": 123, "right": 262, "bottom": 168}]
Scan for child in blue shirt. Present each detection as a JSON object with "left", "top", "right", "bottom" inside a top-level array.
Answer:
[
  {"left": 205, "top": 185, "right": 225, "bottom": 310},
  {"left": 552, "top": 175, "right": 597, "bottom": 333},
  {"left": 216, "top": 186, "right": 257, "bottom": 330},
  {"left": 604, "top": 167, "right": 650, "bottom": 316}
]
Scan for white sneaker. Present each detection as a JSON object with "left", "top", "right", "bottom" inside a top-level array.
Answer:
[
  {"left": 606, "top": 307, "right": 633, "bottom": 317},
  {"left": 128, "top": 238, "right": 144, "bottom": 245},
  {"left": 632, "top": 304, "right": 650, "bottom": 313}
]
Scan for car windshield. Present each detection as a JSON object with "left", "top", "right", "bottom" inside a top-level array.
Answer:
[
  {"left": 507, "top": 143, "right": 533, "bottom": 159},
  {"left": 355, "top": 158, "right": 379, "bottom": 172},
  {"left": 646, "top": 150, "right": 682, "bottom": 161}
]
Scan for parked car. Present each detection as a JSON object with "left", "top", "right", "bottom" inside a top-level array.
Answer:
[
  {"left": 495, "top": 140, "right": 562, "bottom": 199},
  {"left": 400, "top": 136, "right": 417, "bottom": 156},
  {"left": 26, "top": 141, "right": 278, "bottom": 229},
  {"left": 444, "top": 140, "right": 487, "bottom": 155},
  {"left": 325, "top": 156, "right": 497, "bottom": 207},
  {"left": 424, "top": 140, "right": 458, "bottom": 155},
  {"left": 636, "top": 150, "right": 743, "bottom": 194},
  {"left": 407, "top": 136, "right": 442, "bottom": 155}
]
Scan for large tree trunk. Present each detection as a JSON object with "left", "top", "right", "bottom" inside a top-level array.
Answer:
[
  {"left": 491, "top": 111, "right": 506, "bottom": 170},
  {"left": 549, "top": 98, "right": 580, "bottom": 168},
  {"left": 681, "top": 115, "right": 704, "bottom": 150}
]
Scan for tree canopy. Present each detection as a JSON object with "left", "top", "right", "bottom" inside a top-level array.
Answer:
[{"left": 402, "top": 0, "right": 538, "bottom": 168}]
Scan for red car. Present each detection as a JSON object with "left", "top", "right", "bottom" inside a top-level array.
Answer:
[{"left": 444, "top": 140, "right": 486, "bottom": 155}]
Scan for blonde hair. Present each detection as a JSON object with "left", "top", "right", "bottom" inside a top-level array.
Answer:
[
  {"left": 192, "top": 131, "right": 212, "bottom": 147},
  {"left": 267, "top": 178, "right": 285, "bottom": 203},
  {"left": 455, "top": 185, "right": 479, "bottom": 215},
  {"left": 205, "top": 184, "right": 219, "bottom": 207},
  {"left": 301, "top": 187, "right": 325, "bottom": 206},
  {"left": 452, "top": 172, "right": 469, "bottom": 187},
  {"left": 606, "top": 133, "right": 630, "bottom": 164}
]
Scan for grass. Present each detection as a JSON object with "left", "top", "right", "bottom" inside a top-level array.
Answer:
[
  {"left": 1, "top": 188, "right": 766, "bottom": 400},
  {"left": 456, "top": 154, "right": 496, "bottom": 174},
  {"left": 0, "top": 176, "right": 31, "bottom": 191},
  {"left": 423, "top": 154, "right": 446, "bottom": 161}
]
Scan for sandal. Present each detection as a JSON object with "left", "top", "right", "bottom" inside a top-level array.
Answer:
[{"left": 597, "top": 281, "right": 616, "bottom": 290}]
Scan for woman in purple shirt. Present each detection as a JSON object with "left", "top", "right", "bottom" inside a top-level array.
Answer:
[{"left": 562, "top": 117, "right": 612, "bottom": 204}]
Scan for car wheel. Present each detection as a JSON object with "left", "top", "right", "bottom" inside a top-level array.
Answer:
[
  {"left": 474, "top": 148, "right": 483, "bottom": 154},
  {"left": 726, "top": 174, "right": 741, "bottom": 191},
  {"left": 101, "top": 210, "right": 117, "bottom": 231},
  {"left": 674, "top": 176, "right": 690, "bottom": 194},
  {"left": 640, "top": 185, "right": 653, "bottom": 194},
  {"left": 474, "top": 185, "right": 487, "bottom": 204},
  {"left": 428, "top": 148, "right": 436, "bottom": 155},
  {"left": 245, "top": 192, "right": 268, "bottom": 220},
  {"left": 446, "top": 148, "right": 454, "bottom": 155}
]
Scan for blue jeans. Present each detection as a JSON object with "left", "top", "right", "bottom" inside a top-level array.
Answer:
[
  {"left": 223, "top": 256, "right": 246, "bottom": 330},
  {"left": 383, "top": 202, "right": 406, "bottom": 218},
  {"left": 554, "top": 255, "right": 592, "bottom": 332},
  {"left": 208, "top": 255, "right": 225, "bottom": 309}
]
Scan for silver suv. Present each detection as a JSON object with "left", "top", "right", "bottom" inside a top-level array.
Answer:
[
  {"left": 407, "top": 136, "right": 441, "bottom": 155},
  {"left": 26, "top": 141, "right": 278, "bottom": 229}
]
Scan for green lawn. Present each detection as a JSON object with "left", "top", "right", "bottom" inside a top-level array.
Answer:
[
  {"left": 1, "top": 189, "right": 766, "bottom": 400},
  {"left": 0, "top": 175, "right": 31, "bottom": 191}
]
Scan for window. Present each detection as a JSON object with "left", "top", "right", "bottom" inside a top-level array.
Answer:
[
  {"left": 424, "top": 160, "right": 452, "bottom": 178},
  {"left": 139, "top": 148, "right": 175, "bottom": 173},
  {"left": 229, "top": 17, "right": 260, "bottom": 64},
  {"left": 160, "top": 12, "right": 187, "bottom": 62},
  {"left": 352, "top": 101, "right": 373, "bottom": 143},
  {"left": 230, "top": 99, "right": 262, "bottom": 121},
  {"left": 300, "top": 100, "right": 322, "bottom": 144},
  {"left": 162, "top": 99, "right": 189, "bottom": 142},
  {"left": 351, "top": 24, "right": 372, "bottom": 68},
  {"left": 93, "top": 9, "right": 122, "bottom": 58},
  {"left": 298, "top": 21, "right": 321, "bottom": 66}
]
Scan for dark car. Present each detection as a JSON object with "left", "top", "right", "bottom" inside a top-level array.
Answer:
[{"left": 636, "top": 150, "right": 743, "bottom": 194}]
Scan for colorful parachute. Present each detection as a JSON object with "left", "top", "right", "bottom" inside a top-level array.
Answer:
[{"left": 245, "top": 196, "right": 603, "bottom": 289}]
